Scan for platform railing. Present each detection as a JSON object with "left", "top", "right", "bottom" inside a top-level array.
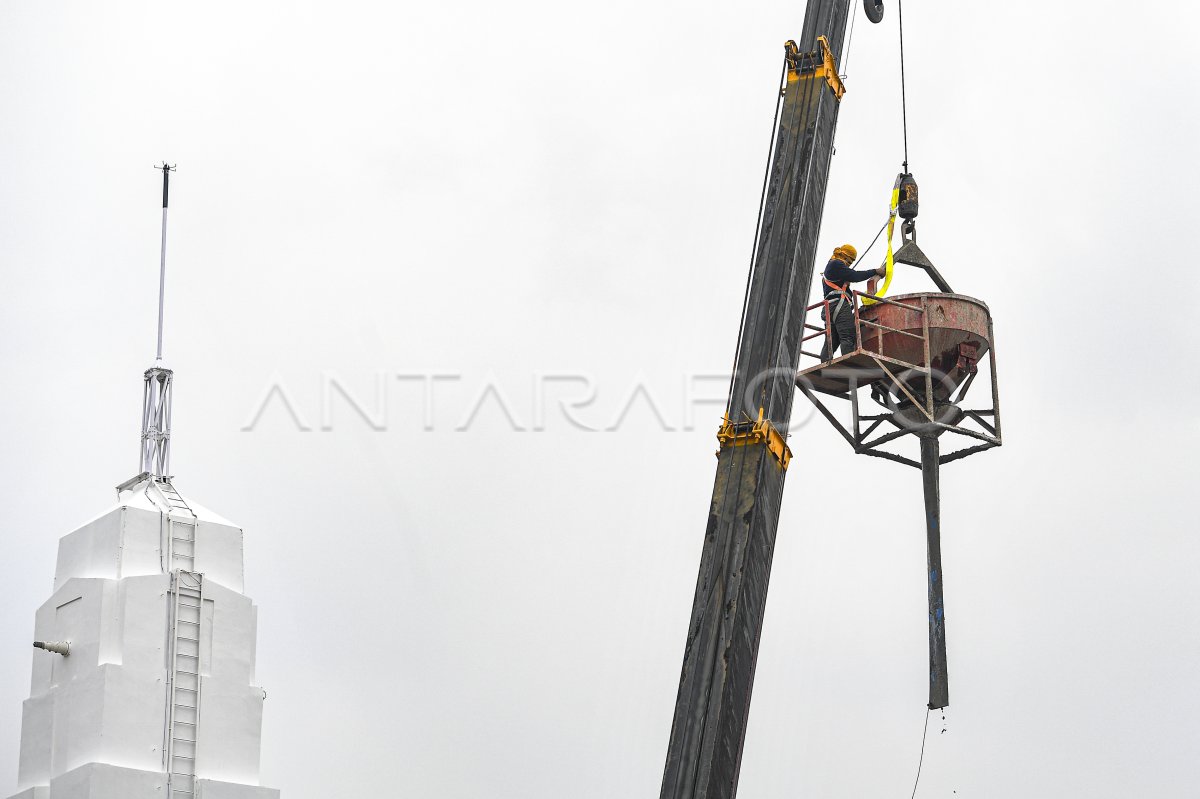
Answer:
[
  {"left": 798, "top": 289, "right": 937, "bottom": 423},
  {"left": 800, "top": 289, "right": 930, "bottom": 374}
]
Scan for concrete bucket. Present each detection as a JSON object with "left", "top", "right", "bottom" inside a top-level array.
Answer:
[{"left": 858, "top": 292, "right": 992, "bottom": 402}]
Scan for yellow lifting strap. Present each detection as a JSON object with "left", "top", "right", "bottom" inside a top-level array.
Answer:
[{"left": 860, "top": 186, "right": 899, "bottom": 307}]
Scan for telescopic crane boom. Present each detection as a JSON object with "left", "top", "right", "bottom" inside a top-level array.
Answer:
[{"left": 659, "top": 3, "right": 853, "bottom": 798}]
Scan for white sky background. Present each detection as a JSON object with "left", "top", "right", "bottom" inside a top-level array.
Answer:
[{"left": 2, "top": 0, "right": 1198, "bottom": 796}]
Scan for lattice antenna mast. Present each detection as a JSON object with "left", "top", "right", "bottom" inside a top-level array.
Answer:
[{"left": 141, "top": 163, "right": 177, "bottom": 479}]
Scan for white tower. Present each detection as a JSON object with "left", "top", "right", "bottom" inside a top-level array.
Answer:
[{"left": 7, "top": 166, "right": 279, "bottom": 799}]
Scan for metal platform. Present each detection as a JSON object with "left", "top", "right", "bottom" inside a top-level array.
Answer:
[
  {"left": 795, "top": 350, "right": 928, "bottom": 397},
  {"left": 795, "top": 289, "right": 1002, "bottom": 467}
]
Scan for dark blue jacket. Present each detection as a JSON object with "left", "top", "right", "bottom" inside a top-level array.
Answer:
[{"left": 821, "top": 258, "right": 877, "bottom": 301}]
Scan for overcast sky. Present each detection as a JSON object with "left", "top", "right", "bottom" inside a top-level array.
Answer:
[{"left": 2, "top": 1, "right": 1198, "bottom": 797}]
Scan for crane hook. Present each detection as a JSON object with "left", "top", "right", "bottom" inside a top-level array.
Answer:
[{"left": 864, "top": 0, "right": 885, "bottom": 23}]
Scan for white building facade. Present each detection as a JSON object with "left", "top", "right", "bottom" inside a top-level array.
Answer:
[{"left": 7, "top": 475, "right": 279, "bottom": 799}]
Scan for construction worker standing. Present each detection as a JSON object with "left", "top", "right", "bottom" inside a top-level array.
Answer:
[{"left": 818, "top": 244, "right": 887, "bottom": 360}]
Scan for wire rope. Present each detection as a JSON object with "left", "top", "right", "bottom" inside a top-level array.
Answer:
[
  {"left": 898, "top": 0, "right": 910, "bottom": 171},
  {"left": 727, "top": 55, "right": 790, "bottom": 414},
  {"left": 855, "top": 216, "right": 891, "bottom": 268},
  {"left": 741, "top": 51, "right": 811, "bottom": 421},
  {"left": 910, "top": 707, "right": 931, "bottom": 798},
  {"left": 766, "top": 56, "right": 827, "bottom": 422},
  {"left": 841, "top": 0, "right": 860, "bottom": 79}
]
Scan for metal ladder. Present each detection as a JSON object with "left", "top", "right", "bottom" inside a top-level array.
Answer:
[
  {"left": 166, "top": 570, "right": 204, "bottom": 798},
  {"left": 153, "top": 480, "right": 197, "bottom": 572},
  {"left": 156, "top": 479, "right": 195, "bottom": 517}
]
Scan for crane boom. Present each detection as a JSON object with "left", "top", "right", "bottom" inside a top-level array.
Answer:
[{"left": 659, "top": 3, "right": 853, "bottom": 798}]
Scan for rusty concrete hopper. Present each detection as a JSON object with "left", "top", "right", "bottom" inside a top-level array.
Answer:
[{"left": 797, "top": 292, "right": 993, "bottom": 408}]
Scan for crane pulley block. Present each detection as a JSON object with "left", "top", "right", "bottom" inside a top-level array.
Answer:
[{"left": 896, "top": 171, "right": 919, "bottom": 220}]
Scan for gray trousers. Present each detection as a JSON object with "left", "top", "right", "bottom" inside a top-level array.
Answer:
[{"left": 819, "top": 300, "right": 858, "bottom": 360}]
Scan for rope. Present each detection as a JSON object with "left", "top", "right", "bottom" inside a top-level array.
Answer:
[
  {"left": 727, "top": 55, "right": 789, "bottom": 413},
  {"left": 841, "top": 0, "right": 860, "bottom": 79},
  {"left": 898, "top": 0, "right": 910, "bottom": 172},
  {"left": 854, "top": 217, "right": 890, "bottom": 269},
  {"left": 910, "top": 707, "right": 931, "bottom": 798},
  {"left": 764, "top": 59, "right": 819, "bottom": 421},
  {"left": 740, "top": 52, "right": 812, "bottom": 421}
]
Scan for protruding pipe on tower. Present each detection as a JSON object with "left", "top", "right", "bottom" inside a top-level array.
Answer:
[
  {"left": 920, "top": 434, "right": 949, "bottom": 709},
  {"left": 154, "top": 162, "right": 175, "bottom": 364},
  {"left": 33, "top": 641, "right": 70, "bottom": 657}
]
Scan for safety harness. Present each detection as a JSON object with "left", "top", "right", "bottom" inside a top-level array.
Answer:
[{"left": 822, "top": 273, "right": 853, "bottom": 319}]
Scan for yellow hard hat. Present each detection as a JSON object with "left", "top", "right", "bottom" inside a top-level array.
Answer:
[{"left": 833, "top": 244, "right": 857, "bottom": 263}]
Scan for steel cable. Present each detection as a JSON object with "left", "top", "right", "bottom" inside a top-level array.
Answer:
[
  {"left": 898, "top": 0, "right": 910, "bottom": 171},
  {"left": 855, "top": 216, "right": 891, "bottom": 268},
  {"left": 841, "top": 0, "right": 860, "bottom": 79},
  {"left": 742, "top": 53, "right": 812, "bottom": 420},
  {"left": 767, "top": 52, "right": 827, "bottom": 422},
  {"left": 727, "top": 55, "right": 790, "bottom": 414},
  {"left": 910, "top": 706, "right": 931, "bottom": 798}
]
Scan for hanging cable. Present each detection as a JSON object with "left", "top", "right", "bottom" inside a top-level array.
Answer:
[
  {"left": 854, "top": 217, "right": 890, "bottom": 269},
  {"left": 743, "top": 50, "right": 813, "bottom": 420},
  {"left": 841, "top": 0, "right": 860, "bottom": 79},
  {"left": 910, "top": 707, "right": 931, "bottom": 798},
  {"left": 764, "top": 59, "right": 820, "bottom": 421},
  {"left": 726, "top": 55, "right": 789, "bottom": 413},
  {"left": 898, "top": 0, "right": 910, "bottom": 171}
]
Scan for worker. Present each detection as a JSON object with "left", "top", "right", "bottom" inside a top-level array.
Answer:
[{"left": 819, "top": 243, "right": 887, "bottom": 360}]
